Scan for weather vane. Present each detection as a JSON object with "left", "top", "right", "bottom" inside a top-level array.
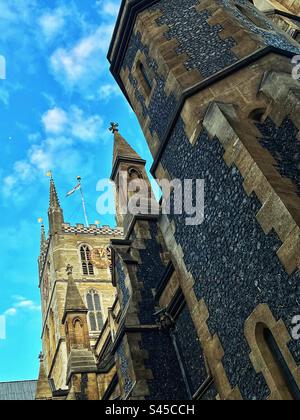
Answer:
[{"left": 109, "top": 122, "right": 119, "bottom": 133}]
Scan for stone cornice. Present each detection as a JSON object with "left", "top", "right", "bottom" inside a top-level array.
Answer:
[{"left": 108, "top": 0, "right": 160, "bottom": 103}]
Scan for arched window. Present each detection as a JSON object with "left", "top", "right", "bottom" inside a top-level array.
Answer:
[
  {"left": 245, "top": 304, "right": 300, "bottom": 400},
  {"left": 138, "top": 61, "right": 153, "bottom": 94},
  {"left": 128, "top": 167, "right": 143, "bottom": 179},
  {"left": 256, "top": 324, "right": 300, "bottom": 400},
  {"left": 80, "top": 245, "right": 94, "bottom": 276},
  {"left": 86, "top": 290, "right": 104, "bottom": 332},
  {"left": 73, "top": 318, "right": 84, "bottom": 347}
]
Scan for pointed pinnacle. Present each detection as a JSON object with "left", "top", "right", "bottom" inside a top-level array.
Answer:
[
  {"left": 49, "top": 177, "right": 61, "bottom": 210},
  {"left": 40, "top": 224, "right": 46, "bottom": 254}
]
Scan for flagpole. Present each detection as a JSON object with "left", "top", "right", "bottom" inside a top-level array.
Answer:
[{"left": 77, "top": 177, "right": 89, "bottom": 227}]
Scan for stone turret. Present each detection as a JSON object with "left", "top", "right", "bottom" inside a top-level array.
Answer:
[
  {"left": 48, "top": 177, "right": 64, "bottom": 235},
  {"left": 35, "top": 353, "right": 52, "bottom": 400},
  {"left": 62, "top": 265, "right": 99, "bottom": 400},
  {"left": 110, "top": 122, "right": 158, "bottom": 229}
]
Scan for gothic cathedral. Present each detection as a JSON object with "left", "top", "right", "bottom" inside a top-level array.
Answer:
[{"left": 36, "top": 0, "right": 300, "bottom": 400}]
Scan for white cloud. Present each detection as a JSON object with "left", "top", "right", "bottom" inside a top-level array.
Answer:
[
  {"left": 1, "top": 105, "right": 106, "bottom": 203},
  {"left": 96, "top": 1, "right": 120, "bottom": 17},
  {"left": 0, "top": 0, "right": 37, "bottom": 27},
  {"left": 3, "top": 296, "right": 40, "bottom": 318},
  {"left": 69, "top": 107, "right": 104, "bottom": 141},
  {"left": 42, "top": 106, "right": 104, "bottom": 142},
  {"left": 14, "top": 299, "right": 40, "bottom": 311},
  {"left": 12, "top": 295, "right": 27, "bottom": 302},
  {"left": 4, "top": 308, "right": 17, "bottom": 317},
  {"left": 98, "top": 83, "right": 121, "bottom": 101},
  {"left": 2, "top": 160, "right": 36, "bottom": 200},
  {"left": 50, "top": 24, "right": 114, "bottom": 90},
  {"left": 42, "top": 107, "right": 68, "bottom": 134},
  {"left": 14, "top": 161, "right": 35, "bottom": 181},
  {"left": 28, "top": 132, "right": 41, "bottom": 143},
  {"left": 39, "top": 8, "right": 66, "bottom": 40}
]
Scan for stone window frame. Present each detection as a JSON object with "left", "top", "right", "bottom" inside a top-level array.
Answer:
[
  {"left": 78, "top": 243, "right": 95, "bottom": 277},
  {"left": 72, "top": 316, "right": 83, "bottom": 328},
  {"left": 128, "top": 166, "right": 144, "bottom": 180},
  {"left": 86, "top": 289, "right": 104, "bottom": 333},
  {"left": 245, "top": 303, "right": 300, "bottom": 400},
  {"left": 132, "top": 51, "right": 157, "bottom": 108}
]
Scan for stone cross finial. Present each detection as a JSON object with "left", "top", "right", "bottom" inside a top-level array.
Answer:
[
  {"left": 66, "top": 264, "right": 73, "bottom": 276},
  {"left": 109, "top": 122, "right": 119, "bottom": 133}
]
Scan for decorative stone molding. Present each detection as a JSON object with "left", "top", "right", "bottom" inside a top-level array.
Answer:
[{"left": 245, "top": 303, "right": 300, "bottom": 400}]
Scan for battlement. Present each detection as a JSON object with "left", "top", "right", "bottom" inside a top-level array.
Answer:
[{"left": 61, "top": 223, "right": 124, "bottom": 237}]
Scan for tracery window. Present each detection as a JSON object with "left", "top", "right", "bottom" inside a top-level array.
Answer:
[
  {"left": 86, "top": 290, "right": 104, "bottom": 332},
  {"left": 80, "top": 245, "right": 94, "bottom": 276}
]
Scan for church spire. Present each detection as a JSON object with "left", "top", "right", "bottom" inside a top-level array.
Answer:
[
  {"left": 62, "top": 265, "right": 98, "bottom": 398},
  {"left": 49, "top": 176, "right": 61, "bottom": 209},
  {"left": 48, "top": 176, "right": 64, "bottom": 235},
  {"left": 35, "top": 353, "right": 52, "bottom": 400},
  {"left": 62, "top": 265, "right": 87, "bottom": 324},
  {"left": 109, "top": 122, "right": 157, "bottom": 227},
  {"left": 110, "top": 122, "right": 146, "bottom": 180}
]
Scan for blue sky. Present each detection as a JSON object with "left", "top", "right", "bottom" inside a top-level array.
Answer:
[{"left": 0, "top": 0, "right": 152, "bottom": 381}]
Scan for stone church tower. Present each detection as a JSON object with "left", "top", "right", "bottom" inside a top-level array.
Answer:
[{"left": 36, "top": 177, "right": 122, "bottom": 399}]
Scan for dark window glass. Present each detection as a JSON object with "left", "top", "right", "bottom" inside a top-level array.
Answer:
[
  {"left": 264, "top": 328, "right": 300, "bottom": 400},
  {"left": 86, "top": 293, "right": 94, "bottom": 311},
  {"left": 139, "top": 62, "right": 153, "bottom": 93},
  {"left": 86, "top": 291, "right": 104, "bottom": 332},
  {"left": 80, "top": 245, "right": 94, "bottom": 275},
  {"left": 94, "top": 294, "right": 101, "bottom": 311},
  {"left": 89, "top": 312, "right": 97, "bottom": 332}
]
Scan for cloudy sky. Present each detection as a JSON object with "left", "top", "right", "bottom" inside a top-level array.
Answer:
[{"left": 0, "top": 0, "right": 152, "bottom": 381}]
